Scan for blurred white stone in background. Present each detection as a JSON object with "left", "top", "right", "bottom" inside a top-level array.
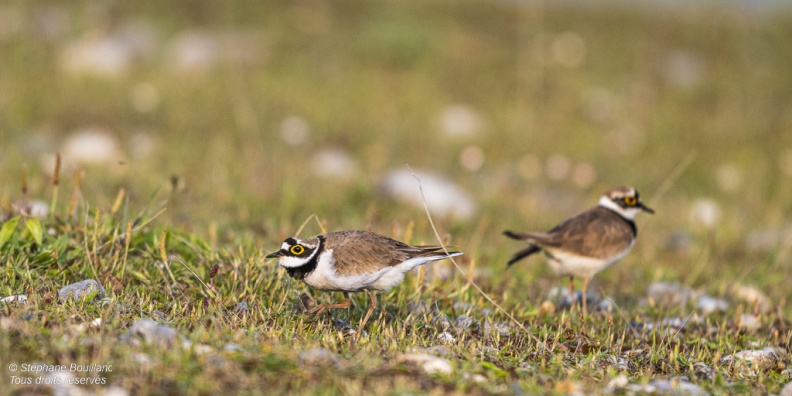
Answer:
[
  {"left": 379, "top": 169, "right": 476, "bottom": 220},
  {"left": 59, "top": 22, "right": 157, "bottom": 78},
  {"left": 459, "top": 145, "right": 484, "bottom": 172},
  {"left": 551, "top": 32, "right": 586, "bottom": 69},
  {"left": 646, "top": 281, "right": 697, "bottom": 308},
  {"left": 517, "top": 154, "right": 542, "bottom": 181},
  {"left": 715, "top": 163, "right": 744, "bottom": 193},
  {"left": 437, "top": 104, "right": 484, "bottom": 138},
  {"left": 63, "top": 127, "right": 122, "bottom": 165},
  {"left": 130, "top": 82, "right": 160, "bottom": 114},
  {"left": 280, "top": 116, "right": 310, "bottom": 146},
  {"left": 60, "top": 35, "right": 134, "bottom": 78},
  {"left": 11, "top": 200, "right": 48, "bottom": 219},
  {"left": 164, "top": 30, "right": 261, "bottom": 74},
  {"left": 664, "top": 50, "right": 707, "bottom": 89},
  {"left": 697, "top": 294, "right": 728, "bottom": 315},
  {"left": 731, "top": 284, "right": 772, "bottom": 313},
  {"left": 689, "top": 198, "right": 722, "bottom": 229},
  {"left": 310, "top": 147, "right": 358, "bottom": 181},
  {"left": 571, "top": 162, "right": 597, "bottom": 188},
  {"left": 545, "top": 153, "right": 571, "bottom": 181},
  {"left": 165, "top": 30, "right": 218, "bottom": 74},
  {"left": 396, "top": 353, "right": 453, "bottom": 375}
]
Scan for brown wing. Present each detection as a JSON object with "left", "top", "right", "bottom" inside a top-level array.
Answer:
[
  {"left": 325, "top": 230, "right": 456, "bottom": 276},
  {"left": 541, "top": 207, "right": 635, "bottom": 259}
]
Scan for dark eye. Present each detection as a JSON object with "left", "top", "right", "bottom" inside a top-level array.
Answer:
[
  {"left": 624, "top": 196, "right": 637, "bottom": 206},
  {"left": 290, "top": 245, "right": 305, "bottom": 255}
]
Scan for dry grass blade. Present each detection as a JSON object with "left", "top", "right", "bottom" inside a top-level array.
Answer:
[
  {"left": 407, "top": 165, "right": 553, "bottom": 351},
  {"left": 650, "top": 150, "right": 697, "bottom": 205}
]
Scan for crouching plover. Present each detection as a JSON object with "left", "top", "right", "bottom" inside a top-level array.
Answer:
[
  {"left": 503, "top": 186, "right": 653, "bottom": 314},
  {"left": 267, "top": 230, "right": 462, "bottom": 329}
]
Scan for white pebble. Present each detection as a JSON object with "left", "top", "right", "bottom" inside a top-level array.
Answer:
[
  {"left": 437, "top": 104, "right": 484, "bottom": 137},
  {"left": 689, "top": 198, "right": 722, "bottom": 229},
  {"left": 280, "top": 116, "right": 310, "bottom": 146},
  {"left": 380, "top": 169, "right": 476, "bottom": 220}
]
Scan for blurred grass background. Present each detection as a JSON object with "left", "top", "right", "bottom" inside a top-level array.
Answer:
[{"left": 2, "top": 0, "right": 792, "bottom": 304}]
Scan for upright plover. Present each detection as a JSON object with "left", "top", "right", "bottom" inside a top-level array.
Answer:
[{"left": 503, "top": 186, "right": 653, "bottom": 314}]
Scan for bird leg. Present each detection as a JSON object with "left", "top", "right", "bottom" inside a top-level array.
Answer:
[
  {"left": 306, "top": 292, "right": 351, "bottom": 316},
  {"left": 581, "top": 277, "right": 591, "bottom": 316},
  {"left": 359, "top": 290, "right": 377, "bottom": 330},
  {"left": 568, "top": 276, "right": 576, "bottom": 311}
]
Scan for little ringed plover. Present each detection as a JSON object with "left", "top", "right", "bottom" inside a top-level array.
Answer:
[
  {"left": 267, "top": 230, "right": 463, "bottom": 329},
  {"left": 503, "top": 185, "right": 653, "bottom": 314}
]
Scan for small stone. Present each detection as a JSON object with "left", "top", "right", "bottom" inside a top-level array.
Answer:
[
  {"left": 463, "top": 372, "right": 488, "bottom": 384},
  {"left": 738, "top": 314, "right": 761, "bottom": 330},
  {"left": 224, "top": 343, "right": 243, "bottom": 353},
  {"left": 649, "top": 377, "right": 709, "bottom": 396},
  {"left": 693, "top": 362, "right": 716, "bottom": 381},
  {"left": 12, "top": 200, "right": 48, "bottom": 219},
  {"left": 191, "top": 343, "right": 214, "bottom": 355},
  {"left": 0, "top": 294, "right": 27, "bottom": 304},
  {"left": 781, "top": 381, "right": 792, "bottom": 396},
  {"left": 598, "top": 297, "right": 617, "bottom": 313},
  {"left": 431, "top": 314, "right": 452, "bottom": 330},
  {"left": 721, "top": 347, "right": 786, "bottom": 373},
  {"left": 72, "top": 317, "right": 102, "bottom": 334},
  {"left": 58, "top": 279, "right": 106, "bottom": 303},
  {"left": 547, "top": 287, "right": 599, "bottom": 310},
  {"left": 62, "top": 127, "right": 122, "bottom": 165},
  {"left": 454, "top": 314, "right": 477, "bottom": 330},
  {"left": 689, "top": 198, "right": 722, "bottom": 229},
  {"left": 437, "top": 104, "right": 485, "bottom": 138},
  {"left": 105, "top": 386, "right": 131, "bottom": 396},
  {"left": 152, "top": 310, "right": 168, "bottom": 321},
  {"left": 732, "top": 284, "right": 771, "bottom": 313},
  {"left": 233, "top": 301, "right": 249, "bottom": 315},
  {"left": 607, "top": 374, "right": 629, "bottom": 388},
  {"left": 646, "top": 281, "right": 697, "bottom": 308},
  {"left": 42, "top": 371, "right": 78, "bottom": 396},
  {"left": 280, "top": 116, "right": 310, "bottom": 146},
  {"left": 331, "top": 319, "right": 356, "bottom": 335},
  {"left": 481, "top": 321, "right": 513, "bottom": 337},
  {"left": 697, "top": 295, "right": 728, "bottom": 315},
  {"left": 122, "top": 318, "right": 178, "bottom": 348},
  {"left": 437, "top": 331, "right": 456, "bottom": 344},
  {"left": 59, "top": 36, "right": 134, "bottom": 78},
  {"left": 398, "top": 353, "right": 453, "bottom": 375},
  {"left": 298, "top": 348, "right": 340, "bottom": 367},
  {"left": 310, "top": 147, "right": 359, "bottom": 181}
]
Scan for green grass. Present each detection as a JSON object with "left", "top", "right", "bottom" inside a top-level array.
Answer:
[{"left": 2, "top": 0, "right": 792, "bottom": 394}]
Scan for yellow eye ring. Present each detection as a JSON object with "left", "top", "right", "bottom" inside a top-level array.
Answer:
[
  {"left": 624, "top": 196, "right": 637, "bottom": 206},
  {"left": 290, "top": 245, "right": 305, "bottom": 255}
]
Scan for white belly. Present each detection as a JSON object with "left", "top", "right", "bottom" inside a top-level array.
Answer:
[
  {"left": 545, "top": 247, "right": 632, "bottom": 278},
  {"left": 302, "top": 251, "right": 436, "bottom": 292}
]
